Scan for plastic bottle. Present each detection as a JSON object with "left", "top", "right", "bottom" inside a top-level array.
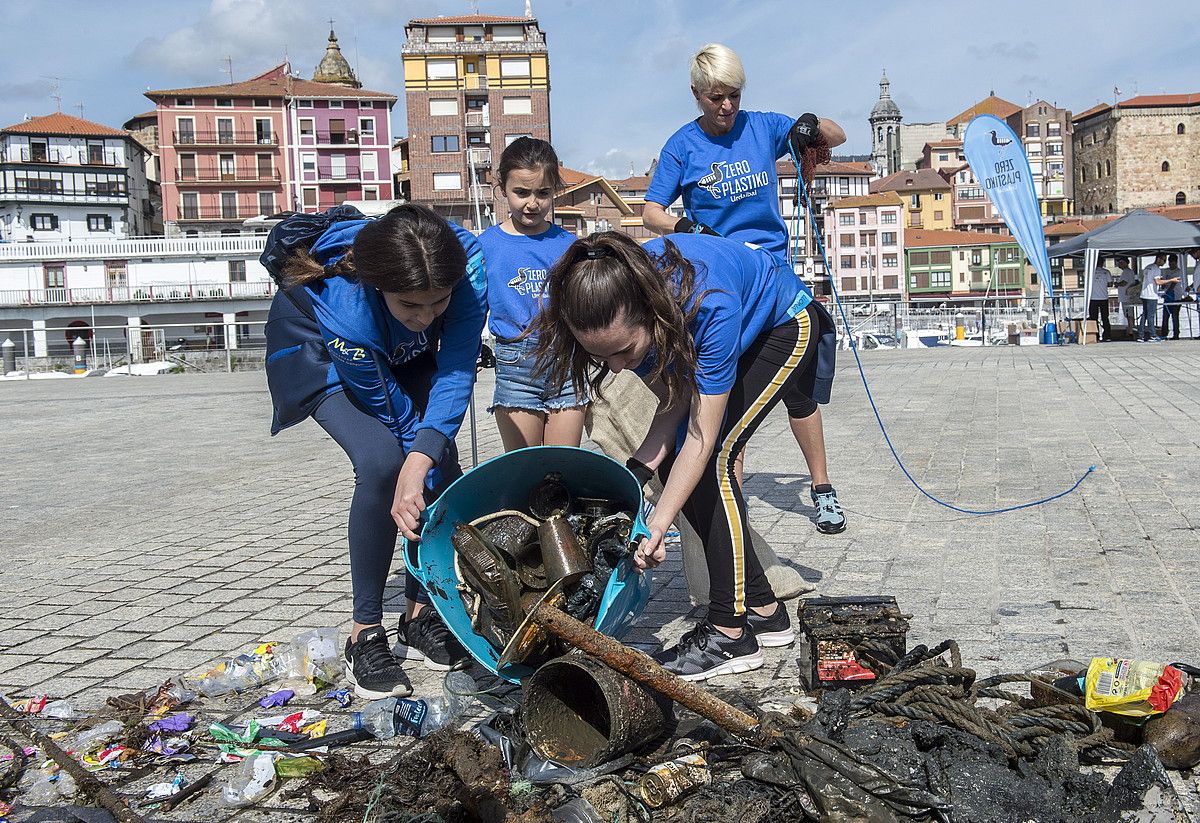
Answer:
[
  {"left": 40, "top": 700, "right": 78, "bottom": 719},
  {"left": 71, "top": 719, "right": 125, "bottom": 753},
  {"left": 353, "top": 671, "right": 475, "bottom": 739},
  {"left": 219, "top": 752, "right": 277, "bottom": 808}
]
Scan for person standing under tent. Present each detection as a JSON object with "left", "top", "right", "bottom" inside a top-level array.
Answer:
[
  {"left": 1113, "top": 256, "right": 1138, "bottom": 336},
  {"left": 1158, "top": 253, "right": 1184, "bottom": 340},
  {"left": 1138, "top": 253, "right": 1175, "bottom": 343},
  {"left": 1087, "top": 256, "right": 1114, "bottom": 342},
  {"left": 640, "top": 42, "right": 849, "bottom": 536}
]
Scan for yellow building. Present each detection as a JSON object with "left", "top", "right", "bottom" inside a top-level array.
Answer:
[{"left": 870, "top": 168, "right": 954, "bottom": 231}]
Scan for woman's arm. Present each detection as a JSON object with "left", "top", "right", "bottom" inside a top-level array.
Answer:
[
  {"left": 643, "top": 201, "right": 682, "bottom": 236},
  {"left": 819, "top": 117, "right": 847, "bottom": 149},
  {"left": 634, "top": 390, "right": 730, "bottom": 570},
  {"left": 629, "top": 377, "right": 690, "bottom": 467}
]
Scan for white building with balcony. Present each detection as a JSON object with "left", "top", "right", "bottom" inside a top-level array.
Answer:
[
  {"left": 0, "top": 113, "right": 153, "bottom": 243},
  {"left": 0, "top": 234, "right": 273, "bottom": 362}
]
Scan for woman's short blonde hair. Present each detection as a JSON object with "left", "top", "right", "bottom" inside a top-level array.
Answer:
[{"left": 689, "top": 43, "right": 745, "bottom": 93}]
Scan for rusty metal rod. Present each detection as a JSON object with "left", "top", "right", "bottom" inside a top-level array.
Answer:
[
  {"left": 0, "top": 699, "right": 147, "bottom": 823},
  {"left": 529, "top": 603, "right": 762, "bottom": 738}
]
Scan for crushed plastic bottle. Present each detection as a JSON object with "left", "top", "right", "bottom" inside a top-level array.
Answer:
[
  {"left": 40, "top": 700, "right": 78, "bottom": 720},
  {"left": 219, "top": 752, "right": 277, "bottom": 808},
  {"left": 71, "top": 719, "right": 125, "bottom": 753},
  {"left": 353, "top": 670, "right": 475, "bottom": 739}
]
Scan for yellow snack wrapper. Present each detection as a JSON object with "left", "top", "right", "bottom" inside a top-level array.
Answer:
[{"left": 1084, "top": 657, "right": 1184, "bottom": 717}]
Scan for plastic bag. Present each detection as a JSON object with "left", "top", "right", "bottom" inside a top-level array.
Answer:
[{"left": 1084, "top": 657, "right": 1184, "bottom": 716}]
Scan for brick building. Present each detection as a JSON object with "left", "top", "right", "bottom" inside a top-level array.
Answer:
[
  {"left": 1004, "top": 101, "right": 1074, "bottom": 218},
  {"left": 401, "top": 13, "right": 551, "bottom": 229},
  {"left": 1072, "top": 93, "right": 1200, "bottom": 215}
]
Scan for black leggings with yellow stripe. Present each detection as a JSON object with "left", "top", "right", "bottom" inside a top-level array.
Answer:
[{"left": 660, "top": 303, "right": 818, "bottom": 630}]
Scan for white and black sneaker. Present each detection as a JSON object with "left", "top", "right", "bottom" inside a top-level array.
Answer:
[
  {"left": 746, "top": 604, "right": 796, "bottom": 648},
  {"left": 652, "top": 621, "right": 764, "bottom": 682},
  {"left": 344, "top": 626, "right": 412, "bottom": 700},
  {"left": 396, "top": 609, "right": 471, "bottom": 672}
]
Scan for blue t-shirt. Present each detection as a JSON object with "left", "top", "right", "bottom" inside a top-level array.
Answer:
[
  {"left": 634, "top": 234, "right": 812, "bottom": 395},
  {"left": 478, "top": 223, "right": 575, "bottom": 341},
  {"left": 646, "top": 110, "right": 794, "bottom": 259}
]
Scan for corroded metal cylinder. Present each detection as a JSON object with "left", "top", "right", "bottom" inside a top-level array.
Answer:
[
  {"left": 523, "top": 654, "right": 670, "bottom": 767},
  {"left": 538, "top": 515, "right": 590, "bottom": 587}
]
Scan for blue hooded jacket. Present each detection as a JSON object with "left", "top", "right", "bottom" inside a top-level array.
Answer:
[{"left": 264, "top": 218, "right": 487, "bottom": 472}]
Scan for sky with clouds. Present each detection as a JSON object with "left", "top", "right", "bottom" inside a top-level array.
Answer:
[{"left": 2, "top": 0, "right": 1197, "bottom": 179}]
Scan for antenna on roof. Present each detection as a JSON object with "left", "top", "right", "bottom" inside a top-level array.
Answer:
[
  {"left": 75, "top": 102, "right": 85, "bottom": 118},
  {"left": 468, "top": 0, "right": 479, "bottom": 14},
  {"left": 42, "top": 75, "right": 71, "bottom": 111}
]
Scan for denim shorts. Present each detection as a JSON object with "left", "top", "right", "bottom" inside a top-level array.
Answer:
[{"left": 490, "top": 338, "right": 589, "bottom": 413}]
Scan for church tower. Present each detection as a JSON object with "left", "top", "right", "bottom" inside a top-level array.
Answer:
[
  {"left": 312, "top": 28, "right": 361, "bottom": 88},
  {"left": 869, "top": 71, "right": 902, "bottom": 175}
]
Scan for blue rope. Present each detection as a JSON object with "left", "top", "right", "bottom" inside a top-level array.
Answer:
[{"left": 788, "top": 146, "right": 1095, "bottom": 515}]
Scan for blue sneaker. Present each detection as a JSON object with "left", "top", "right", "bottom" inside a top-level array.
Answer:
[{"left": 810, "top": 485, "right": 847, "bottom": 534}]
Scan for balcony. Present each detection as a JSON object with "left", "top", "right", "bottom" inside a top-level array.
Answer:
[
  {"left": 0, "top": 184, "right": 127, "bottom": 204},
  {"left": 175, "top": 168, "right": 282, "bottom": 183},
  {"left": 315, "top": 130, "right": 359, "bottom": 145},
  {"left": 177, "top": 206, "right": 267, "bottom": 221},
  {"left": 0, "top": 280, "right": 276, "bottom": 308},
  {"left": 9, "top": 148, "right": 123, "bottom": 167},
  {"left": 468, "top": 147, "right": 491, "bottom": 167},
  {"left": 315, "top": 164, "right": 361, "bottom": 182},
  {"left": 465, "top": 111, "right": 490, "bottom": 128},
  {"left": 172, "top": 131, "right": 278, "bottom": 146},
  {"left": 0, "top": 235, "right": 266, "bottom": 262}
]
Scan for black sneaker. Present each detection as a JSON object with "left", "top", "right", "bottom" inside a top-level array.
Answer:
[
  {"left": 746, "top": 604, "right": 795, "bottom": 648},
  {"left": 344, "top": 626, "right": 412, "bottom": 700},
  {"left": 396, "top": 609, "right": 471, "bottom": 671},
  {"left": 652, "top": 621, "right": 763, "bottom": 682}
]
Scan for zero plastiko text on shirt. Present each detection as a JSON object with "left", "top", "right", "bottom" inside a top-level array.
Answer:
[{"left": 701, "top": 159, "right": 770, "bottom": 203}]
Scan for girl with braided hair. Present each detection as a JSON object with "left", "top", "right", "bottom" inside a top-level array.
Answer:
[
  {"left": 264, "top": 204, "right": 485, "bottom": 698},
  {"left": 533, "top": 231, "right": 818, "bottom": 681}
]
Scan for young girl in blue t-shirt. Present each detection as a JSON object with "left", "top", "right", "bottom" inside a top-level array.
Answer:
[
  {"left": 532, "top": 231, "right": 821, "bottom": 681},
  {"left": 479, "top": 138, "right": 587, "bottom": 450}
]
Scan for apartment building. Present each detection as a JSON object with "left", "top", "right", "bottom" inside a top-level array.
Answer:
[
  {"left": 1073, "top": 93, "right": 1200, "bottom": 215},
  {"left": 904, "top": 229, "right": 1025, "bottom": 301},
  {"left": 0, "top": 113, "right": 153, "bottom": 242},
  {"left": 1005, "top": 101, "right": 1074, "bottom": 218},
  {"left": 823, "top": 192, "right": 905, "bottom": 301},
  {"left": 870, "top": 168, "right": 953, "bottom": 231},
  {"left": 401, "top": 13, "right": 551, "bottom": 229}
]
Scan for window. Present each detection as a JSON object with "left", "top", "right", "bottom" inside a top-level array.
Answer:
[
  {"left": 328, "top": 100, "right": 343, "bottom": 109},
  {"left": 427, "top": 59, "right": 457, "bottom": 79},
  {"left": 934, "top": 210, "right": 944, "bottom": 221},
  {"left": 840, "top": 233, "right": 855, "bottom": 246},
  {"left": 431, "top": 135, "right": 460, "bottom": 152},
  {"left": 1027, "top": 144, "right": 1041, "bottom": 156},
  {"left": 1047, "top": 143, "right": 1062, "bottom": 156},
  {"left": 31, "top": 213, "right": 58, "bottom": 231},
  {"left": 256, "top": 153, "right": 273, "bottom": 178},
  {"left": 859, "top": 211, "right": 869, "bottom": 225},
  {"left": 176, "top": 117, "right": 195, "bottom": 143},
  {"left": 257, "top": 191, "right": 275, "bottom": 215},
  {"left": 1178, "top": 192, "right": 1188, "bottom": 205},
  {"left": 910, "top": 251, "right": 929, "bottom": 265},
  {"left": 930, "top": 270, "right": 951, "bottom": 288},
  {"left": 219, "top": 153, "right": 235, "bottom": 178},
  {"left": 1105, "top": 160, "right": 1111, "bottom": 176},
  {"left": 302, "top": 187, "right": 317, "bottom": 208},
  {"left": 934, "top": 192, "right": 944, "bottom": 201},
  {"left": 255, "top": 119, "right": 273, "bottom": 144},
  {"left": 216, "top": 116, "right": 235, "bottom": 143},
  {"left": 220, "top": 191, "right": 238, "bottom": 219},
  {"left": 361, "top": 152, "right": 378, "bottom": 180},
  {"left": 299, "top": 118, "right": 315, "bottom": 139},
  {"left": 253, "top": 97, "right": 271, "bottom": 108},
  {"left": 971, "top": 250, "right": 982, "bottom": 266},
  {"left": 433, "top": 172, "right": 462, "bottom": 190},
  {"left": 883, "top": 254, "right": 897, "bottom": 267},
  {"left": 429, "top": 99, "right": 458, "bottom": 116},
  {"left": 1178, "top": 123, "right": 1186, "bottom": 135},
  {"left": 1047, "top": 122, "right": 1061, "bottom": 136},
  {"left": 840, "top": 255, "right": 856, "bottom": 269},
  {"left": 216, "top": 98, "right": 232, "bottom": 107},
  {"left": 105, "top": 261, "right": 127, "bottom": 289},
  {"left": 1162, "top": 161, "right": 1171, "bottom": 172},
  {"left": 841, "top": 277, "right": 856, "bottom": 292},
  {"left": 44, "top": 264, "right": 65, "bottom": 288},
  {"left": 910, "top": 194, "right": 921, "bottom": 208},
  {"left": 838, "top": 213, "right": 854, "bottom": 226},
  {"left": 500, "top": 57, "right": 531, "bottom": 77},
  {"left": 362, "top": 185, "right": 379, "bottom": 201},
  {"left": 181, "top": 192, "right": 199, "bottom": 219},
  {"left": 176, "top": 97, "right": 194, "bottom": 107},
  {"left": 229, "top": 260, "right": 246, "bottom": 282},
  {"left": 329, "top": 154, "right": 347, "bottom": 179},
  {"left": 838, "top": 177, "right": 850, "bottom": 195},
  {"left": 881, "top": 212, "right": 896, "bottom": 224},
  {"left": 87, "top": 214, "right": 112, "bottom": 232},
  {"left": 1026, "top": 123, "right": 1040, "bottom": 137},
  {"left": 301, "top": 153, "right": 316, "bottom": 176},
  {"left": 359, "top": 117, "right": 375, "bottom": 142},
  {"left": 881, "top": 232, "right": 896, "bottom": 246},
  {"left": 938, "top": 153, "right": 949, "bottom": 161},
  {"left": 297, "top": 99, "right": 313, "bottom": 108},
  {"left": 505, "top": 133, "right": 532, "bottom": 146},
  {"left": 503, "top": 96, "right": 532, "bottom": 115}
]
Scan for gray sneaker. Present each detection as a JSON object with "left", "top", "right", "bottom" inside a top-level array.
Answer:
[{"left": 810, "top": 485, "right": 847, "bottom": 534}]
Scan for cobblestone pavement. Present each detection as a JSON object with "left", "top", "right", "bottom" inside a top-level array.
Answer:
[{"left": 2, "top": 343, "right": 1199, "bottom": 816}]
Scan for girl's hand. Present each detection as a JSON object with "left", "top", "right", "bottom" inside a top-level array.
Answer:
[
  {"left": 392, "top": 453, "right": 434, "bottom": 541},
  {"left": 633, "top": 525, "right": 667, "bottom": 571}
]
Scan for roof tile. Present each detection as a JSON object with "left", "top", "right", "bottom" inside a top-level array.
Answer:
[{"left": 1, "top": 111, "right": 128, "bottom": 137}]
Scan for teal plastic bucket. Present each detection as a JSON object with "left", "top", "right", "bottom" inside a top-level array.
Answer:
[{"left": 404, "top": 446, "right": 653, "bottom": 682}]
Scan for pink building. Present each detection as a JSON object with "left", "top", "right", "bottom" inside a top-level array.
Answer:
[
  {"left": 147, "top": 31, "right": 396, "bottom": 235},
  {"left": 824, "top": 191, "right": 905, "bottom": 300}
]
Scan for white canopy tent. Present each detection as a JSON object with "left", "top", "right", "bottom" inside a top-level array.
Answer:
[{"left": 1048, "top": 210, "right": 1200, "bottom": 344}]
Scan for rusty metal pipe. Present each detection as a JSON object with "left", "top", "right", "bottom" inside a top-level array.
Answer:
[{"left": 528, "top": 603, "right": 761, "bottom": 739}]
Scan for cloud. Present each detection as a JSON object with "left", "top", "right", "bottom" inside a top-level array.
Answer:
[{"left": 0, "top": 79, "right": 53, "bottom": 102}]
